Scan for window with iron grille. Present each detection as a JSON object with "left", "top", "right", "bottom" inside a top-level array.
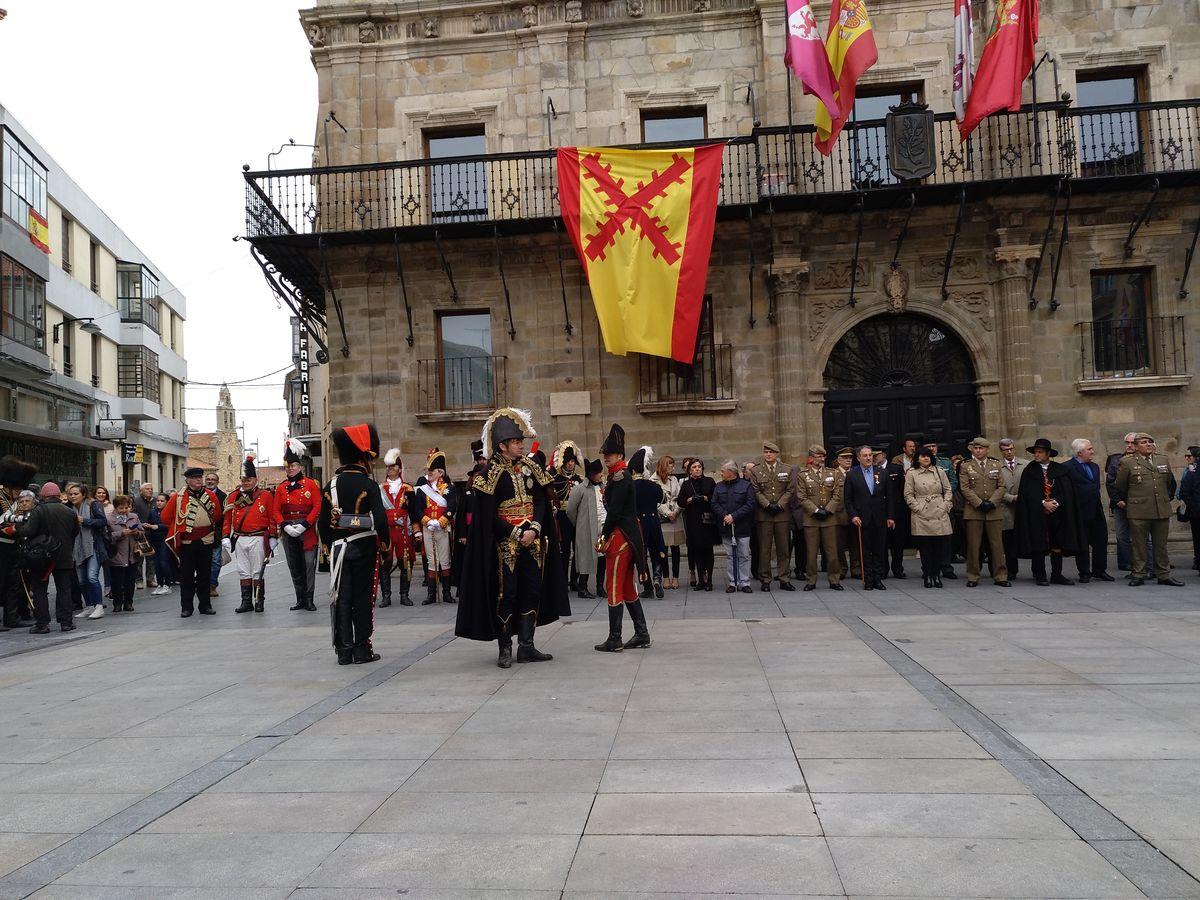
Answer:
[
  {"left": 61, "top": 317, "right": 74, "bottom": 378},
  {"left": 1076, "top": 69, "right": 1146, "bottom": 177},
  {"left": 90, "top": 332, "right": 102, "bottom": 388},
  {"left": 437, "top": 311, "right": 494, "bottom": 409},
  {"left": 0, "top": 253, "right": 46, "bottom": 351},
  {"left": 1, "top": 128, "right": 48, "bottom": 230},
  {"left": 117, "top": 262, "right": 161, "bottom": 332},
  {"left": 1088, "top": 269, "right": 1150, "bottom": 374},
  {"left": 118, "top": 346, "right": 160, "bottom": 403},
  {"left": 425, "top": 128, "right": 487, "bottom": 223}
]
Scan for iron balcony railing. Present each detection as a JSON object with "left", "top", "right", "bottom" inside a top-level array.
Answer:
[
  {"left": 244, "top": 100, "right": 1200, "bottom": 240},
  {"left": 418, "top": 354, "right": 507, "bottom": 414},
  {"left": 639, "top": 343, "right": 734, "bottom": 405},
  {"left": 1077, "top": 315, "right": 1187, "bottom": 381}
]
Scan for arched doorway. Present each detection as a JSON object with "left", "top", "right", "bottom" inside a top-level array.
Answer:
[{"left": 822, "top": 313, "right": 981, "bottom": 455}]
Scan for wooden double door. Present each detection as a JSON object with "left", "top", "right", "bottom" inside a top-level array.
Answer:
[{"left": 822, "top": 383, "right": 981, "bottom": 457}]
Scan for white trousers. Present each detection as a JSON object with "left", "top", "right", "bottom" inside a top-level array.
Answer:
[
  {"left": 234, "top": 535, "right": 266, "bottom": 579},
  {"left": 423, "top": 525, "right": 451, "bottom": 573}
]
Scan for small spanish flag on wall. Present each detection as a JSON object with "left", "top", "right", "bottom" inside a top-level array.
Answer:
[
  {"left": 557, "top": 144, "right": 724, "bottom": 364},
  {"left": 28, "top": 209, "right": 50, "bottom": 254}
]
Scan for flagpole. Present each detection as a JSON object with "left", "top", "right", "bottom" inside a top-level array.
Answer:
[{"left": 786, "top": 67, "right": 797, "bottom": 186}]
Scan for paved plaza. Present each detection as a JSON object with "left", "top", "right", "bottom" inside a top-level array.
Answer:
[{"left": 1, "top": 555, "right": 1200, "bottom": 898}]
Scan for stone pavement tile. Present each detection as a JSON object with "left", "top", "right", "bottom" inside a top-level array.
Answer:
[
  {"left": 622, "top": 689, "right": 780, "bottom": 712},
  {"left": 400, "top": 759, "right": 606, "bottom": 793},
  {"left": 0, "top": 759, "right": 212, "bottom": 795},
  {"left": 143, "top": 792, "right": 388, "bottom": 833},
  {"left": 456, "top": 708, "right": 622, "bottom": 736},
  {"left": 0, "top": 833, "right": 71, "bottom": 879},
  {"left": 779, "top": 706, "right": 956, "bottom": 732},
  {"left": 585, "top": 793, "right": 821, "bottom": 836},
  {"left": 608, "top": 732, "right": 796, "bottom": 760},
  {"left": 262, "top": 733, "right": 448, "bottom": 761},
  {"left": 564, "top": 894, "right": 839, "bottom": 899},
  {"left": 303, "top": 711, "right": 473, "bottom": 736},
  {"left": 1158, "top": 840, "right": 1200, "bottom": 879},
  {"left": 116, "top": 713, "right": 280, "bottom": 738},
  {"left": 617, "top": 709, "right": 784, "bottom": 734},
  {"left": 290, "top": 891, "right": 558, "bottom": 899},
  {"left": 1049, "top": 759, "right": 1200, "bottom": 796},
  {"left": 211, "top": 759, "right": 424, "bottom": 793},
  {"left": 432, "top": 731, "right": 615, "bottom": 760},
  {"left": 1081, "top": 791, "right": 1200, "bottom": 841},
  {"left": 343, "top": 690, "right": 498, "bottom": 714},
  {"left": 599, "top": 759, "right": 805, "bottom": 793},
  {"left": 53, "top": 833, "right": 346, "bottom": 888},
  {"left": 826, "top": 837, "right": 1143, "bottom": 898},
  {"left": 0, "top": 793, "right": 141, "bottom": 833},
  {"left": 299, "top": 833, "right": 578, "bottom": 890},
  {"left": 788, "top": 731, "right": 988, "bottom": 759},
  {"left": 564, "top": 835, "right": 842, "bottom": 894},
  {"left": 773, "top": 688, "right": 929, "bottom": 709},
  {"left": 799, "top": 759, "right": 1030, "bottom": 794},
  {"left": 30, "top": 888, "right": 292, "bottom": 899},
  {"left": 812, "top": 792, "right": 1075, "bottom": 838},
  {"left": 0, "top": 738, "right": 97, "bottom": 764},
  {"left": 360, "top": 791, "right": 594, "bottom": 834}
]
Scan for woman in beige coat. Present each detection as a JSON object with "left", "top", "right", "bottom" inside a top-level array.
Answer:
[{"left": 904, "top": 447, "right": 954, "bottom": 589}]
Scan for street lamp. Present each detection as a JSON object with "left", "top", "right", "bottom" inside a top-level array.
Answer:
[{"left": 52, "top": 317, "right": 102, "bottom": 343}]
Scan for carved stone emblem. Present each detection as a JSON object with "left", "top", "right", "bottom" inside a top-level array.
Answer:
[
  {"left": 306, "top": 23, "right": 325, "bottom": 47},
  {"left": 948, "top": 290, "right": 993, "bottom": 331},
  {"left": 886, "top": 100, "right": 936, "bottom": 181},
  {"left": 423, "top": 17, "right": 440, "bottom": 37},
  {"left": 813, "top": 260, "right": 870, "bottom": 291},
  {"left": 522, "top": 4, "right": 538, "bottom": 27},
  {"left": 565, "top": 0, "right": 584, "bottom": 21},
  {"left": 695, "top": 0, "right": 711, "bottom": 10},
  {"left": 627, "top": 0, "right": 645, "bottom": 17},
  {"left": 358, "top": 20, "right": 377, "bottom": 43},
  {"left": 884, "top": 264, "right": 909, "bottom": 314},
  {"left": 471, "top": 12, "right": 490, "bottom": 32},
  {"left": 918, "top": 253, "right": 983, "bottom": 285},
  {"left": 807, "top": 296, "right": 838, "bottom": 340}
]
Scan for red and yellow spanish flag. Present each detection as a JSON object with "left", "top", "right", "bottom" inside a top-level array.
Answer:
[
  {"left": 27, "top": 209, "right": 50, "bottom": 254},
  {"left": 813, "top": 0, "right": 879, "bottom": 156},
  {"left": 557, "top": 144, "right": 724, "bottom": 364}
]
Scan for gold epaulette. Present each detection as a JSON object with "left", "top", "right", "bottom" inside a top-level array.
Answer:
[
  {"left": 472, "top": 460, "right": 505, "bottom": 496},
  {"left": 524, "top": 458, "right": 555, "bottom": 487}
]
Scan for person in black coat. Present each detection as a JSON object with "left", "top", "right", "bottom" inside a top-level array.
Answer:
[
  {"left": 1016, "top": 438, "right": 1080, "bottom": 586},
  {"left": 842, "top": 446, "right": 896, "bottom": 590},
  {"left": 317, "top": 423, "right": 390, "bottom": 666},
  {"left": 629, "top": 446, "right": 666, "bottom": 599},
  {"left": 1064, "top": 438, "right": 1114, "bottom": 583},
  {"left": 678, "top": 459, "right": 719, "bottom": 591},
  {"left": 18, "top": 482, "right": 80, "bottom": 632},
  {"left": 1179, "top": 446, "right": 1200, "bottom": 572},
  {"left": 712, "top": 460, "right": 757, "bottom": 592}
]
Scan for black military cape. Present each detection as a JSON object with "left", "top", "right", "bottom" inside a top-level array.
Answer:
[
  {"left": 1016, "top": 460, "right": 1080, "bottom": 557},
  {"left": 455, "top": 457, "right": 572, "bottom": 641}
]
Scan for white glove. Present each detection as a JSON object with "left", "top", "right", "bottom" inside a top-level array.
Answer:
[
  {"left": 283, "top": 523, "right": 305, "bottom": 538},
  {"left": 427, "top": 520, "right": 441, "bottom": 532},
  {"left": 221, "top": 538, "right": 231, "bottom": 554},
  {"left": 268, "top": 537, "right": 279, "bottom": 554}
]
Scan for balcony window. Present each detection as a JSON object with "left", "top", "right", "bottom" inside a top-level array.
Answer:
[
  {"left": 436, "top": 311, "right": 495, "bottom": 409},
  {"left": 1076, "top": 70, "right": 1145, "bottom": 177},
  {"left": 117, "top": 262, "right": 161, "bottom": 332},
  {"left": 1077, "top": 269, "right": 1189, "bottom": 381},
  {"left": 641, "top": 108, "right": 708, "bottom": 143},
  {"left": 851, "top": 84, "right": 923, "bottom": 189},
  {"left": 1, "top": 129, "right": 48, "bottom": 231},
  {"left": 0, "top": 254, "right": 46, "bottom": 351},
  {"left": 426, "top": 128, "right": 487, "bottom": 223},
  {"left": 638, "top": 297, "right": 734, "bottom": 405},
  {"left": 118, "top": 346, "right": 160, "bottom": 403}
]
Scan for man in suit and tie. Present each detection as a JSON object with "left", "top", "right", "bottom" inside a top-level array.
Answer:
[
  {"left": 1065, "top": 438, "right": 1115, "bottom": 583},
  {"left": 997, "top": 438, "right": 1027, "bottom": 580},
  {"left": 843, "top": 445, "right": 895, "bottom": 591}
]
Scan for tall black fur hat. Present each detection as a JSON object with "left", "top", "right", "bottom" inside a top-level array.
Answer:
[{"left": 0, "top": 456, "right": 37, "bottom": 489}]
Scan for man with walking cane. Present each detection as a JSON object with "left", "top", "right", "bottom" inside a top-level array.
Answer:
[
  {"left": 223, "top": 454, "right": 277, "bottom": 614},
  {"left": 712, "top": 460, "right": 755, "bottom": 593},
  {"left": 412, "top": 449, "right": 456, "bottom": 605},
  {"left": 843, "top": 446, "right": 896, "bottom": 591}
]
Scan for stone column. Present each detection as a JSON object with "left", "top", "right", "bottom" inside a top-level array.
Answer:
[
  {"left": 768, "top": 260, "right": 809, "bottom": 460},
  {"left": 992, "top": 244, "right": 1040, "bottom": 440}
]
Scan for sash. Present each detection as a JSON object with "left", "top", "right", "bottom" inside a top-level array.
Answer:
[{"left": 420, "top": 482, "right": 448, "bottom": 508}]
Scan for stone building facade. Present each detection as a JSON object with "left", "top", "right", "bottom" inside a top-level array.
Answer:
[
  {"left": 185, "top": 385, "right": 245, "bottom": 490},
  {"left": 246, "top": 0, "right": 1199, "bottom": 484}
]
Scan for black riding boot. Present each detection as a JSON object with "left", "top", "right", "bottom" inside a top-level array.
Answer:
[
  {"left": 516, "top": 615, "right": 552, "bottom": 662},
  {"left": 594, "top": 604, "right": 624, "bottom": 652},
  {"left": 253, "top": 582, "right": 264, "bottom": 613},
  {"left": 577, "top": 575, "right": 595, "bottom": 600},
  {"left": 623, "top": 599, "right": 652, "bottom": 649},
  {"left": 497, "top": 635, "right": 513, "bottom": 669},
  {"left": 422, "top": 579, "right": 436, "bottom": 605},
  {"left": 1050, "top": 553, "right": 1075, "bottom": 585},
  {"left": 380, "top": 564, "right": 392, "bottom": 607},
  {"left": 235, "top": 581, "right": 253, "bottom": 614}
]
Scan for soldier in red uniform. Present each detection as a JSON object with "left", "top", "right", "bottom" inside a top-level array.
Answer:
[
  {"left": 163, "top": 467, "right": 225, "bottom": 618},
  {"left": 379, "top": 448, "right": 415, "bottom": 607},
  {"left": 223, "top": 454, "right": 278, "bottom": 614},
  {"left": 410, "top": 448, "right": 456, "bottom": 605},
  {"left": 274, "top": 438, "right": 322, "bottom": 612}
]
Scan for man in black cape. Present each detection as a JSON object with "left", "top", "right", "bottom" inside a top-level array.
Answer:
[
  {"left": 1016, "top": 438, "right": 1080, "bottom": 586},
  {"left": 456, "top": 408, "right": 571, "bottom": 668}
]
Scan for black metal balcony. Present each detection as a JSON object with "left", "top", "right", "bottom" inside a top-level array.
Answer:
[
  {"left": 417, "top": 354, "right": 507, "bottom": 415},
  {"left": 639, "top": 343, "right": 734, "bottom": 405},
  {"left": 1077, "top": 315, "right": 1187, "bottom": 381}
]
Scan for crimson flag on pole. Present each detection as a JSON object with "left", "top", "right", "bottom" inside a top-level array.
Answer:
[{"left": 958, "top": 0, "right": 1038, "bottom": 141}]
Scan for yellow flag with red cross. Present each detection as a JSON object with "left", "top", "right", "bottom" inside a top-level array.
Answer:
[{"left": 557, "top": 144, "right": 724, "bottom": 364}]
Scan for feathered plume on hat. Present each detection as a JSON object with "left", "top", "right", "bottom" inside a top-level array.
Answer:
[
  {"left": 0, "top": 456, "right": 37, "bottom": 489},
  {"left": 628, "top": 445, "right": 654, "bottom": 477},
  {"left": 552, "top": 440, "right": 582, "bottom": 471},
  {"left": 383, "top": 448, "right": 402, "bottom": 468},
  {"left": 480, "top": 407, "right": 536, "bottom": 459},
  {"left": 283, "top": 438, "right": 308, "bottom": 465},
  {"left": 240, "top": 452, "right": 257, "bottom": 479}
]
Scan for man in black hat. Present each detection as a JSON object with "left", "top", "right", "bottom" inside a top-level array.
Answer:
[
  {"left": 629, "top": 446, "right": 666, "bottom": 599},
  {"left": 550, "top": 440, "right": 584, "bottom": 589},
  {"left": 0, "top": 456, "right": 39, "bottom": 629},
  {"left": 411, "top": 448, "right": 456, "bottom": 605},
  {"left": 1016, "top": 438, "right": 1080, "bottom": 586},
  {"left": 274, "top": 438, "right": 323, "bottom": 612},
  {"left": 222, "top": 454, "right": 278, "bottom": 613},
  {"left": 317, "top": 423, "right": 389, "bottom": 665},
  {"left": 456, "top": 408, "right": 570, "bottom": 668},
  {"left": 594, "top": 424, "right": 652, "bottom": 652}
]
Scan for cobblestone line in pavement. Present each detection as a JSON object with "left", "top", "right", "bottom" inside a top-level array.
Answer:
[
  {"left": 840, "top": 615, "right": 1200, "bottom": 900},
  {"left": 0, "top": 628, "right": 457, "bottom": 898}
]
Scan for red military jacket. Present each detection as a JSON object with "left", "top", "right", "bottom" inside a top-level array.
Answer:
[
  {"left": 382, "top": 478, "right": 415, "bottom": 558},
  {"left": 163, "top": 487, "right": 224, "bottom": 550},
  {"left": 224, "top": 487, "right": 277, "bottom": 539},
  {"left": 273, "top": 475, "right": 322, "bottom": 550}
]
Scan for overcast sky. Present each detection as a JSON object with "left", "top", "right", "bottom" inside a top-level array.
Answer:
[{"left": 0, "top": 1, "right": 317, "bottom": 465}]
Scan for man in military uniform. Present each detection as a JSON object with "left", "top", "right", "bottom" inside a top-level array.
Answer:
[
  {"left": 222, "top": 454, "right": 278, "bottom": 613},
  {"left": 750, "top": 441, "right": 796, "bottom": 592},
  {"left": 1115, "top": 433, "right": 1184, "bottom": 586},
  {"left": 550, "top": 440, "right": 584, "bottom": 588},
  {"left": 455, "top": 409, "right": 570, "bottom": 668},
  {"left": 163, "top": 467, "right": 225, "bottom": 618},
  {"left": 318, "top": 423, "right": 390, "bottom": 665},
  {"left": 959, "top": 437, "right": 1010, "bottom": 588},
  {"left": 833, "top": 447, "right": 860, "bottom": 579},
  {"left": 797, "top": 445, "right": 844, "bottom": 591},
  {"left": 411, "top": 449, "right": 456, "bottom": 605},
  {"left": 379, "top": 448, "right": 415, "bottom": 607},
  {"left": 274, "top": 439, "right": 322, "bottom": 612},
  {"left": 594, "top": 423, "right": 652, "bottom": 652}
]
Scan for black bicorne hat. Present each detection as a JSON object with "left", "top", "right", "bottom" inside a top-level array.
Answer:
[
  {"left": 471, "top": 439, "right": 484, "bottom": 461},
  {"left": 600, "top": 423, "right": 625, "bottom": 457},
  {"left": 585, "top": 457, "right": 603, "bottom": 478},
  {"left": 628, "top": 447, "right": 647, "bottom": 474},
  {"left": 332, "top": 423, "right": 381, "bottom": 465},
  {"left": 492, "top": 416, "right": 523, "bottom": 447},
  {"left": 530, "top": 449, "right": 547, "bottom": 468}
]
